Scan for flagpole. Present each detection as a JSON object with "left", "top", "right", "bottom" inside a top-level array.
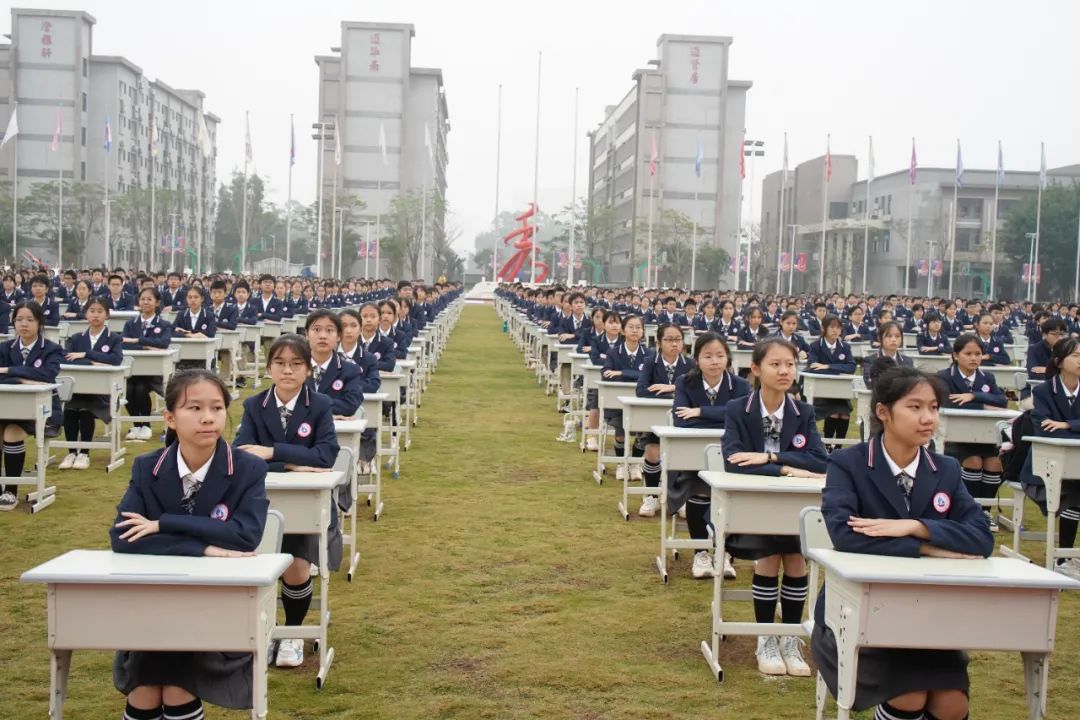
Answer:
[
  {"left": 905, "top": 137, "right": 915, "bottom": 296},
  {"left": 240, "top": 111, "right": 250, "bottom": 276},
  {"left": 568, "top": 87, "right": 579, "bottom": 287},
  {"left": 1073, "top": 202, "right": 1080, "bottom": 301},
  {"left": 104, "top": 110, "right": 111, "bottom": 268},
  {"left": 734, "top": 133, "right": 743, "bottom": 292},
  {"left": 530, "top": 50, "right": 542, "bottom": 284},
  {"left": 949, "top": 140, "right": 959, "bottom": 298},
  {"left": 314, "top": 121, "right": 324, "bottom": 278},
  {"left": 57, "top": 134, "right": 63, "bottom": 271},
  {"left": 420, "top": 170, "right": 427, "bottom": 281},
  {"left": 787, "top": 223, "right": 796, "bottom": 294},
  {"left": 775, "top": 131, "right": 786, "bottom": 294},
  {"left": 286, "top": 113, "right": 294, "bottom": 270},
  {"left": 11, "top": 132, "right": 17, "bottom": 263},
  {"left": 1033, "top": 141, "right": 1045, "bottom": 303},
  {"left": 150, "top": 114, "right": 156, "bottom": 271},
  {"left": 647, "top": 138, "right": 654, "bottom": 289},
  {"left": 990, "top": 141, "right": 1001, "bottom": 300},
  {"left": 861, "top": 136, "right": 871, "bottom": 294},
  {"left": 330, "top": 127, "right": 338, "bottom": 278},
  {"left": 364, "top": 221, "right": 370, "bottom": 278},
  {"left": 818, "top": 133, "right": 828, "bottom": 292},
  {"left": 493, "top": 84, "right": 502, "bottom": 281}
]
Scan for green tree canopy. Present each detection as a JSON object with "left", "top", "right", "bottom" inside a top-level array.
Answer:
[{"left": 1001, "top": 183, "right": 1080, "bottom": 300}]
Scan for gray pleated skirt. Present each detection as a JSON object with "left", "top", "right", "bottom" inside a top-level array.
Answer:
[{"left": 113, "top": 650, "right": 253, "bottom": 709}]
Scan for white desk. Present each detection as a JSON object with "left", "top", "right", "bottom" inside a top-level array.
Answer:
[
  {"left": 334, "top": 418, "right": 369, "bottom": 582},
  {"left": 651, "top": 425, "right": 726, "bottom": 582},
  {"left": 265, "top": 470, "right": 346, "bottom": 689},
  {"left": 810, "top": 548, "right": 1079, "bottom": 720},
  {"left": 1023, "top": 436, "right": 1080, "bottom": 570},
  {"left": 618, "top": 396, "right": 673, "bottom": 521},
  {"left": 593, "top": 380, "right": 636, "bottom": 485},
  {"left": 936, "top": 407, "right": 1017, "bottom": 447},
  {"left": 378, "top": 373, "right": 406, "bottom": 475},
  {"left": 259, "top": 320, "right": 283, "bottom": 341},
  {"left": 21, "top": 549, "right": 292, "bottom": 720},
  {"left": 698, "top": 471, "right": 824, "bottom": 681},
  {"left": 360, "top": 393, "right": 389, "bottom": 522},
  {"left": 800, "top": 373, "right": 860, "bottom": 403},
  {"left": 216, "top": 329, "right": 244, "bottom": 393},
  {"left": 122, "top": 348, "right": 179, "bottom": 429},
  {"left": 913, "top": 353, "right": 952, "bottom": 373},
  {"left": 0, "top": 383, "right": 60, "bottom": 512},
  {"left": 53, "top": 363, "right": 131, "bottom": 471},
  {"left": 108, "top": 312, "right": 138, "bottom": 333},
  {"left": 170, "top": 336, "right": 220, "bottom": 369}
]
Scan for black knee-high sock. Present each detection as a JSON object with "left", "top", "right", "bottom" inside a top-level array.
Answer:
[
  {"left": 162, "top": 698, "right": 203, "bottom": 720},
  {"left": 835, "top": 417, "right": 850, "bottom": 440},
  {"left": 685, "top": 496, "right": 710, "bottom": 540},
  {"left": 780, "top": 574, "right": 809, "bottom": 624},
  {"left": 124, "top": 702, "right": 163, "bottom": 720},
  {"left": 63, "top": 410, "right": 80, "bottom": 443},
  {"left": 613, "top": 437, "right": 625, "bottom": 458},
  {"left": 78, "top": 413, "right": 96, "bottom": 452},
  {"left": 751, "top": 573, "right": 779, "bottom": 624},
  {"left": 981, "top": 470, "right": 1003, "bottom": 500},
  {"left": 642, "top": 459, "right": 661, "bottom": 489},
  {"left": 822, "top": 417, "right": 839, "bottom": 439},
  {"left": 631, "top": 440, "right": 644, "bottom": 458},
  {"left": 960, "top": 468, "right": 984, "bottom": 498},
  {"left": 4, "top": 441, "right": 26, "bottom": 483},
  {"left": 281, "top": 578, "right": 313, "bottom": 627},
  {"left": 1059, "top": 507, "right": 1080, "bottom": 551},
  {"left": 874, "top": 701, "right": 923, "bottom": 720}
]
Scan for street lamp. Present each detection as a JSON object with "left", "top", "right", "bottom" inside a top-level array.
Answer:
[
  {"left": 1025, "top": 231, "right": 1039, "bottom": 301},
  {"left": 742, "top": 139, "right": 765, "bottom": 291}
]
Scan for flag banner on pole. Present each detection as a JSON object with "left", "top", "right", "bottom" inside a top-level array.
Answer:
[
  {"left": 104, "top": 113, "right": 112, "bottom": 153},
  {"left": 997, "top": 140, "right": 1005, "bottom": 187},
  {"left": 198, "top": 114, "right": 212, "bottom": 158},
  {"left": 1039, "top": 142, "right": 1048, "bottom": 189},
  {"left": 1, "top": 106, "right": 18, "bottom": 149},
  {"left": 334, "top": 115, "right": 342, "bottom": 166},
  {"left": 557, "top": 252, "right": 568, "bottom": 268},
  {"left": 909, "top": 138, "right": 917, "bottom": 184},
  {"left": 779, "top": 252, "right": 791, "bottom": 273},
  {"left": 932, "top": 260, "right": 943, "bottom": 278},
  {"left": 955, "top": 139, "right": 964, "bottom": 188},
  {"left": 370, "top": 240, "right": 378, "bottom": 258},
  {"left": 51, "top": 111, "right": 61, "bottom": 152},
  {"left": 916, "top": 259, "right": 929, "bottom": 277},
  {"left": 825, "top": 134, "right": 832, "bottom": 182},
  {"left": 289, "top": 115, "right": 295, "bottom": 167},
  {"left": 649, "top": 131, "right": 658, "bottom": 177},
  {"left": 795, "top": 253, "right": 808, "bottom": 273},
  {"left": 244, "top": 112, "right": 253, "bottom": 164},
  {"left": 739, "top": 137, "right": 746, "bottom": 179},
  {"left": 358, "top": 241, "right": 367, "bottom": 258},
  {"left": 150, "top": 116, "right": 158, "bottom": 157},
  {"left": 1022, "top": 263, "right": 1042, "bottom": 282},
  {"left": 694, "top": 137, "right": 703, "bottom": 178},
  {"left": 728, "top": 255, "right": 749, "bottom": 273},
  {"left": 379, "top": 122, "right": 388, "bottom": 166}
]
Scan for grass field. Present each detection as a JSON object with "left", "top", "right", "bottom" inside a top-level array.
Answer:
[{"left": 2, "top": 303, "right": 1078, "bottom": 718}]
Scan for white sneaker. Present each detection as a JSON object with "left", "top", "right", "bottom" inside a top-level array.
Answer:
[
  {"left": 58, "top": 453, "right": 77, "bottom": 470},
  {"left": 73, "top": 454, "right": 91, "bottom": 470},
  {"left": 638, "top": 495, "right": 660, "bottom": 518},
  {"left": 692, "top": 550, "right": 717, "bottom": 579},
  {"left": 274, "top": 638, "right": 304, "bottom": 668},
  {"left": 756, "top": 635, "right": 787, "bottom": 675},
  {"left": 630, "top": 465, "right": 643, "bottom": 481},
  {"left": 125, "top": 427, "right": 142, "bottom": 441},
  {"left": 586, "top": 436, "right": 598, "bottom": 451},
  {"left": 390, "top": 435, "right": 399, "bottom": 450},
  {"left": 1056, "top": 558, "right": 1080, "bottom": 581},
  {"left": 615, "top": 464, "right": 628, "bottom": 481},
  {"left": 140, "top": 426, "right": 154, "bottom": 441},
  {"left": 677, "top": 504, "right": 687, "bottom": 519},
  {"left": 779, "top": 636, "right": 812, "bottom": 677},
  {"left": 723, "top": 553, "right": 737, "bottom": 579},
  {"left": 0, "top": 490, "right": 16, "bottom": 511}
]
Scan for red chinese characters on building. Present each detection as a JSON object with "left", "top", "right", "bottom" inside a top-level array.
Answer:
[
  {"left": 690, "top": 45, "right": 700, "bottom": 84},
  {"left": 40, "top": 20, "right": 52, "bottom": 58},
  {"left": 369, "top": 32, "right": 380, "bottom": 72}
]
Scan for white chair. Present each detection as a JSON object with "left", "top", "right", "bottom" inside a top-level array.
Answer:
[
  {"left": 800, "top": 506, "right": 833, "bottom": 720},
  {"left": 256, "top": 509, "right": 285, "bottom": 554}
]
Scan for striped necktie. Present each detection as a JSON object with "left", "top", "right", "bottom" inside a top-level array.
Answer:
[
  {"left": 279, "top": 404, "right": 291, "bottom": 431},
  {"left": 20, "top": 346, "right": 30, "bottom": 364},
  {"left": 180, "top": 473, "right": 202, "bottom": 514},
  {"left": 895, "top": 471, "right": 914, "bottom": 510}
]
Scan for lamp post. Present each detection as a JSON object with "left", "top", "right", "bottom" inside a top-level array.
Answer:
[{"left": 742, "top": 139, "right": 764, "bottom": 291}]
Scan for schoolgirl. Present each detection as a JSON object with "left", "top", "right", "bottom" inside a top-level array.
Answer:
[
  {"left": 774, "top": 310, "right": 809, "bottom": 359},
  {"left": 693, "top": 300, "right": 718, "bottom": 332},
  {"left": 669, "top": 332, "right": 750, "bottom": 578},
  {"left": 973, "top": 312, "right": 1011, "bottom": 366},
  {"left": 0, "top": 274, "right": 23, "bottom": 305},
  {"left": 174, "top": 286, "right": 217, "bottom": 340},
  {"left": 233, "top": 335, "right": 340, "bottom": 669},
  {"left": 305, "top": 310, "right": 374, "bottom": 417},
  {"left": 28, "top": 274, "right": 61, "bottom": 326},
  {"left": 842, "top": 306, "right": 871, "bottom": 343},
  {"left": 736, "top": 307, "right": 769, "bottom": 350},
  {"left": 58, "top": 297, "right": 124, "bottom": 470},
  {"left": 633, "top": 323, "right": 692, "bottom": 517},
  {"left": 354, "top": 303, "right": 400, "bottom": 371},
  {"left": 814, "top": 365, "right": 991, "bottom": 720},
  {"left": 941, "top": 304, "right": 964, "bottom": 338},
  {"left": 715, "top": 300, "right": 741, "bottom": 342},
  {"left": 580, "top": 310, "right": 623, "bottom": 451},
  {"left": 601, "top": 313, "right": 647, "bottom": 481},
  {"left": 862, "top": 321, "right": 914, "bottom": 387},
  {"left": 377, "top": 299, "right": 410, "bottom": 350},
  {"left": 274, "top": 280, "right": 294, "bottom": 319},
  {"left": 721, "top": 338, "right": 827, "bottom": 677},
  {"left": 0, "top": 301, "right": 63, "bottom": 510},
  {"left": 806, "top": 314, "right": 856, "bottom": 446},
  {"left": 110, "top": 370, "right": 269, "bottom": 718},
  {"left": 123, "top": 288, "right": 175, "bottom": 442},
  {"left": 62, "top": 279, "right": 94, "bottom": 320},
  {"left": 1024, "top": 317, "right": 1068, "bottom": 407},
  {"left": 916, "top": 313, "right": 951, "bottom": 355},
  {"left": 936, "top": 333, "right": 1007, "bottom": 513}
]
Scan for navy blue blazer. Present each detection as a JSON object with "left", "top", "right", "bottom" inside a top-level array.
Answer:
[
  {"left": 286, "top": 295, "right": 308, "bottom": 315},
  {"left": 331, "top": 346, "right": 381, "bottom": 397},
  {"left": 251, "top": 294, "right": 286, "bottom": 322},
  {"left": 941, "top": 315, "right": 964, "bottom": 338},
  {"left": 110, "top": 439, "right": 269, "bottom": 556},
  {"left": 714, "top": 318, "right": 741, "bottom": 341},
  {"left": 29, "top": 297, "right": 61, "bottom": 326},
  {"left": 1024, "top": 340, "right": 1053, "bottom": 399},
  {"left": 0, "top": 335, "right": 62, "bottom": 384},
  {"left": 64, "top": 328, "right": 124, "bottom": 366},
  {"left": 842, "top": 320, "right": 871, "bottom": 342},
  {"left": 773, "top": 331, "right": 810, "bottom": 354},
  {"left": 861, "top": 350, "right": 915, "bottom": 386},
  {"left": 976, "top": 334, "right": 1011, "bottom": 366},
  {"left": 902, "top": 316, "right": 924, "bottom": 335},
  {"left": 356, "top": 332, "right": 398, "bottom": 372},
  {"left": 806, "top": 339, "right": 856, "bottom": 375},
  {"left": 173, "top": 308, "right": 217, "bottom": 338},
  {"left": 64, "top": 297, "right": 92, "bottom": 320},
  {"left": 692, "top": 315, "right": 718, "bottom": 332},
  {"left": 233, "top": 303, "right": 259, "bottom": 326},
  {"left": 586, "top": 333, "right": 621, "bottom": 366},
  {"left": 309, "top": 352, "right": 370, "bottom": 416},
  {"left": 1031, "top": 376, "right": 1080, "bottom": 439},
  {"left": 736, "top": 324, "right": 768, "bottom": 349},
  {"left": 162, "top": 286, "right": 187, "bottom": 310},
  {"left": 721, "top": 391, "right": 828, "bottom": 477},
  {"left": 122, "top": 314, "right": 174, "bottom": 350},
  {"left": 105, "top": 293, "right": 134, "bottom": 311},
  {"left": 209, "top": 303, "right": 238, "bottom": 331},
  {"left": 234, "top": 384, "right": 340, "bottom": 472},
  {"left": 672, "top": 371, "right": 750, "bottom": 429},
  {"left": 602, "top": 341, "right": 648, "bottom": 382},
  {"left": 804, "top": 317, "right": 823, "bottom": 337},
  {"left": 936, "top": 365, "right": 1007, "bottom": 409},
  {"left": 916, "top": 331, "right": 951, "bottom": 355},
  {"left": 816, "top": 437, "right": 993, "bottom": 626},
  {"left": 635, "top": 350, "right": 692, "bottom": 398}
]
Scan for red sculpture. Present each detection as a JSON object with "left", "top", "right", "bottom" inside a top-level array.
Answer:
[{"left": 497, "top": 203, "right": 549, "bottom": 283}]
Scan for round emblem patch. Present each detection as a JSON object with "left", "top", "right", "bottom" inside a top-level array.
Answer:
[
  {"left": 210, "top": 503, "right": 230, "bottom": 521},
  {"left": 153, "top": 327, "right": 161, "bottom": 334},
  {"left": 201, "top": 324, "right": 207, "bottom": 330},
  {"left": 792, "top": 433, "right": 807, "bottom": 449},
  {"left": 375, "top": 352, "right": 382, "bottom": 360},
  {"left": 838, "top": 353, "right": 845, "bottom": 360},
  {"left": 101, "top": 345, "right": 109, "bottom": 353},
  {"left": 332, "top": 379, "right": 344, "bottom": 391},
  {"left": 297, "top": 422, "right": 312, "bottom": 438},
  {"left": 33, "top": 358, "right": 41, "bottom": 367},
  {"left": 933, "top": 492, "right": 951, "bottom": 513},
  {"left": 981, "top": 384, "right": 990, "bottom": 392},
  {"left": 993, "top": 346, "right": 999, "bottom": 353}
]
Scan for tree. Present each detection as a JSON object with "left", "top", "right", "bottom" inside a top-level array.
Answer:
[
  {"left": 20, "top": 180, "right": 103, "bottom": 266},
  {"left": 634, "top": 209, "right": 697, "bottom": 287},
  {"left": 695, "top": 245, "right": 732, "bottom": 289},
  {"left": 213, "top": 171, "right": 268, "bottom": 272},
  {"left": 430, "top": 223, "right": 464, "bottom": 281},
  {"left": 1001, "top": 183, "right": 1080, "bottom": 300},
  {"left": 380, "top": 189, "right": 448, "bottom": 279}
]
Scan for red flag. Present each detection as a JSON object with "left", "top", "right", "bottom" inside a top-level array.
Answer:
[
  {"left": 909, "top": 137, "right": 917, "bottom": 185},
  {"left": 649, "top": 131, "right": 657, "bottom": 177},
  {"left": 795, "top": 253, "right": 808, "bottom": 273},
  {"left": 51, "top": 111, "right": 61, "bottom": 152},
  {"left": 824, "top": 134, "right": 832, "bottom": 183},
  {"left": 739, "top": 136, "right": 746, "bottom": 179}
]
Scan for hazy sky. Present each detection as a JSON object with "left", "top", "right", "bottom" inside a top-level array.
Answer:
[{"left": 12, "top": 0, "right": 1079, "bottom": 258}]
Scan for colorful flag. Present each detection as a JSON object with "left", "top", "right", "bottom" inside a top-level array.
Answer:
[
  {"left": 996, "top": 140, "right": 1004, "bottom": 187},
  {"left": 779, "top": 252, "right": 791, "bottom": 273},
  {"left": 1022, "top": 263, "right": 1042, "bottom": 283},
  {"left": 1039, "top": 141, "right": 1047, "bottom": 189},
  {"left": 289, "top": 115, "right": 295, "bottom": 167},
  {"left": 379, "top": 121, "right": 388, "bottom": 166},
  {"left": 916, "top": 259, "right": 929, "bottom": 277},
  {"left": 150, "top": 115, "right": 158, "bottom": 157},
  {"left": 104, "top": 113, "right": 112, "bottom": 153},
  {"left": 649, "top": 131, "right": 658, "bottom": 177},
  {"left": 244, "top": 111, "right": 252, "bottom": 164},
  {"left": 932, "top": 260, "right": 943, "bottom": 278},
  {"left": 955, "top": 139, "right": 964, "bottom": 188},
  {"left": 0, "top": 106, "right": 17, "bottom": 149},
  {"left": 795, "top": 252, "right": 808, "bottom": 273},
  {"left": 739, "top": 136, "right": 746, "bottom": 179},
  {"left": 694, "top": 137, "right": 703, "bottom": 178},
  {"left": 51, "top": 111, "right": 61, "bottom": 152},
  {"left": 333, "top": 116, "right": 341, "bottom": 166},
  {"left": 824, "top": 134, "right": 832, "bottom": 183},
  {"left": 358, "top": 241, "right": 368, "bottom": 258},
  {"left": 909, "top": 138, "right": 917, "bottom": 185}
]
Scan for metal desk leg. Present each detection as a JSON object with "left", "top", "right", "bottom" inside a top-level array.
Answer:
[
  {"left": 50, "top": 648, "right": 72, "bottom": 720},
  {"left": 1021, "top": 651, "right": 1049, "bottom": 720}
]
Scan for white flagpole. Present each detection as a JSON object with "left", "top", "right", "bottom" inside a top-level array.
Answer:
[
  {"left": 568, "top": 87, "right": 579, "bottom": 287},
  {"left": 905, "top": 137, "right": 915, "bottom": 295},
  {"left": 150, "top": 117, "right": 156, "bottom": 271},
  {"left": 990, "top": 141, "right": 1001, "bottom": 300},
  {"left": 420, "top": 170, "right": 427, "bottom": 281},
  {"left": 818, "top": 134, "right": 829, "bottom": 292},
  {"left": 647, "top": 143, "right": 655, "bottom": 289},
  {"left": 1073, "top": 203, "right": 1080, "bottom": 301},
  {"left": 775, "top": 131, "right": 786, "bottom": 294},
  {"left": 947, "top": 200, "right": 956, "bottom": 298},
  {"left": 330, "top": 131, "right": 338, "bottom": 278},
  {"left": 240, "top": 111, "right": 250, "bottom": 276},
  {"left": 530, "top": 50, "right": 542, "bottom": 284},
  {"left": 364, "top": 221, "right": 370, "bottom": 278},
  {"left": 104, "top": 111, "right": 111, "bottom": 268},
  {"left": 11, "top": 133, "right": 17, "bottom": 263},
  {"left": 788, "top": 224, "right": 797, "bottom": 294},
  {"left": 315, "top": 122, "right": 325, "bottom": 278},
  {"left": 493, "top": 84, "right": 502, "bottom": 282},
  {"left": 286, "top": 113, "right": 293, "bottom": 270},
  {"left": 375, "top": 212, "right": 381, "bottom": 276},
  {"left": 1033, "top": 141, "right": 1045, "bottom": 303},
  {"left": 58, "top": 138, "right": 63, "bottom": 270},
  {"left": 861, "top": 136, "right": 871, "bottom": 294},
  {"left": 734, "top": 134, "right": 742, "bottom": 292}
]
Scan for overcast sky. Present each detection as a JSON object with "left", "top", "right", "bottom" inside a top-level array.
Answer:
[{"left": 14, "top": 0, "right": 1079, "bottom": 258}]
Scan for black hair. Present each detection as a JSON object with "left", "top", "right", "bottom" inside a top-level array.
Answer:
[
  {"left": 1046, "top": 336, "right": 1079, "bottom": 380},
  {"left": 73, "top": 279, "right": 93, "bottom": 296},
  {"left": 974, "top": 312, "right": 994, "bottom": 331},
  {"left": 820, "top": 314, "right": 843, "bottom": 333},
  {"left": 621, "top": 313, "right": 644, "bottom": 331},
  {"left": 655, "top": 322, "right": 683, "bottom": 350},
  {"left": 210, "top": 279, "right": 227, "bottom": 291},
  {"left": 357, "top": 302, "right": 379, "bottom": 318},
  {"left": 267, "top": 333, "right": 313, "bottom": 367},
  {"left": 876, "top": 320, "right": 903, "bottom": 343},
  {"left": 259, "top": 273, "right": 275, "bottom": 284},
  {"left": 925, "top": 312, "right": 943, "bottom": 326},
  {"left": 108, "top": 273, "right": 124, "bottom": 284},
  {"left": 601, "top": 309, "right": 620, "bottom": 325},
  {"left": 750, "top": 337, "right": 799, "bottom": 390},
  {"left": 869, "top": 365, "right": 946, "bottom": 435},
  {"left": 684, "top": 331, "right": 732, "bottom": 389},
  {"left": 87, "top": 296, "right": 111, "bottom": 315},
  {"left": 11, "top": 300, "right": 45, "bottom": 329},
  {"left": 305, "top": 308, "right": 343, "bottom": 335},
  {"left": 233, "top": 281, "right": 251, "bottom": 293},
  {"left": 138, "top": 286, "right": 162, "bottom": 305},
  {"left": 378, "top": 298, "right": 400, "bottom": 315},
  {"left": 1041, "top": 317, "right": 1069, "bottom": 336},
  {"left": 780, "top": 309, "right": 800, "bottom": 323},
  {"left": 164, "top": 368, "right": 231, "bottom": 413},
  {"left": 30, "top": 274, "right": 49, "bottom": 288},
  {"left": 567, "top": 291, "right": 585, "bottom": 304}
]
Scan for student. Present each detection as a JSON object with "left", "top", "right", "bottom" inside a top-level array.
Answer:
[
  {"left": 715, "top": 300, "right": 741, "bottom": 341},
  {"left": 916, "top": 313, "right": 951, "bottom": 355},
  {"left": 0, "top": 301, "right": 63, "bottom": 510},
  {"left": 232, "top": 283, "right": 258, "bottom": 326},
  {"left": 941, "top": 304, "right": 964, "bottom": 338},
  {"left": 736, "top": 307, "right": 768, "bottom": 350},
  {"left": 633, "top": 323, "right": 692, "bottom": 518},
  {"left": 806, "top": 314, "right": 856, "bottom": 447},
  {"left": 602, "top": 314, "right": 647, "bottom": 482},
  {"left": 274, "top": 280, "right": 294, "bottom": 319},
  {"left": 557, "top": 292, "right": 589, "bottom": 344},
  {"left": 28, "top": 274, "right": 61, "bottom": 327},
  {"left": 814, "top": 365, "right": 992, "bottom": 720},
  {"left": 693, "top": 300, "right": 718, "bottom": 332},
  {"left": 252, "top": 273, "right": 285, "bottom": 322},
  {"left": 580, "top": 310, "right": 623, "bottom": 452},
  {"left": 719, "top": 338, "right": 827, "bottom": 676},
  {"left": 1025, "top": 336, "right": 1080, "bottom": 579},
  {"left": 306, "top": 311, "right": 373, "bottom": 417},
  {"left": 353, "top": 303, "right": 399, "bottom": 371},
  {"left": 805, "top": 302, "right": 828, "bottom": 337},
  {"left": 774, "top": 310, "right": 809, "bottom": 360},
  {"left": 862, "top": 321, "right": 914, "bottom": 388},
  {"left": 378, "top": 299, "right": 410, "bottom": 350},
  {"left": 174, "top": 286, "right": 217, "bottom": 340},
  {"left": 935, "top": 333, "right": 1008, "bottom": 529},
  {"left": 123, "top": 288, "right": 175, "bottom": 441},
  {"left": 669, "top": 332, "right": 750, "bottom": 577},
  {"left": 1024, "top": 317, "right": 1068, "bottom": 407},
  {"left": 58, "top": 297, "right": 124, "bottom": 470},
  {"left": 233, "top": 335, "right": 340, "bottom": 669},
  {"left": 842, "top": 306, "right": 871, "bottom": 343},
  {"left": 110, "top": 370, "right": 269, "bottom": 718},
  {"left": 63, "top": 279, "right": 94, "bottom": 320},
  {"left": 973, "top": 312, "right": 1011, "bottom": 366},
  {"left": 106, "top": 273, "right": 134, "bottom": 311}
]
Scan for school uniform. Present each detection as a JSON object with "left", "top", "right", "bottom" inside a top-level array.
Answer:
[
  {"left": 110, "top": 440, "right": 269, "bottom": 709},
  {"left": 936, "top": 365, "right": 1007, "bottom": 461},
  {"left": 976, "top": 334, "right": 1011, "bottom": 366},
  {"left": 714, "top": 318, "right": 741, "bottom": 341},
  {"left": 601, "top": 341, "right": 647, "bottom": 431},
  {"left": 0, "top": 335, "right": 63, "bottom": 435},
  {"left": 861, "top": 350, "right": 914, "bottom": 387},
  {"left": 63, "top": 327, "right": 124, "bottom": 425},
  {"left": 31, "top": 296, "right": 62, "bottom": 326},
  {"left": 804, "top": 316, "right": 823, "bottom": 337},
  {"left": 209, "top": 302, "right": 238, "bottom": 331},
  {"left": 806, "top": 339, "right": 856, "bottom": 416},
  {"left": 106, "top": 293, "right": 134, "bottom": 311},
  {"left": 941, "top": 315, "right": 964, "bottom": 338},
  {"left": 634, "top": 351, "right": 691, "bottom": 400},
  {"left": 1, "top": 289, "right": 23, "bottom": 307},
  {"left": 841, "top": 319, "right": 871, "bottom": 342},
  {"left": 901, "top": 315, "right": 923, "bottom": 335},
  {"left": 123, "top": 314, "right": 175, "bottom": 426},
  {"left": 233, "top": 302, "right": 258, "bottom": 325},
  {"left": 691, "top": 314, "right": 716, "bottom": 333},
  {"left": 774, "top": 331, "right": 810, "bottom": 355},
  {"left": 736, "top": 323, "right": 768, "bottom": 348},
  {"left": 812, "top": 437, "right": 992, "bottom": 711},
  {"left": 64, "top": 297, "right": 93, "bottom": 320},
  {"left": 309, "top": 352, "right": 371, "bottom": 417},
  {"left": 1022, "top": 376, "right": 1080, "bottom": 515},
  {"left": 720, "top": 391, "right": 827, "bottom": 559},
  {"left": 251, "top": 293, "right": 285, "bottom": 322},
  {"left": 355, "top": 331, "right": 398, "bottom": 372},
  {"left": 286, "top": 294, "right": 308, "bottom": 315},
  {"left": 915, "top": 331, "right": 950, "bottom": 355},
  {"left": 174, "top": 308, "right": 218, "bottom": 338}
]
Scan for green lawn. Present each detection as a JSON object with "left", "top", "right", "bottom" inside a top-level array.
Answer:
[{"left": 2, "top": 303, "right": 1078, "bottom": 718}]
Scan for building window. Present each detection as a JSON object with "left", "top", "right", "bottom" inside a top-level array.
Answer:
[
  {"left": 955, "top": 228, "right": 980, "bottom": 252},
  {"left": 81, "top": 127, "right": 86, "bottom": 146},
  {"left": 82, "top": 93, "right": 87, "bottom": 111},
  {"left": 82, "top": 58, "right": 87, "bottom": 77},
  {"left": 81, "top": 161, "right": 86, "bottom": 181}
]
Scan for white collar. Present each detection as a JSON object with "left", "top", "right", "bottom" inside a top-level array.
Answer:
[
  {"left": 177, "top": 449, "right": 215, "bottom": 485},
  {"left": 759, "top": 394, "right": 786, "bottom": 422},
  {"left": 236, "top": 302, "right": 247, "bottom": 310},
  {"left": 274, "top": 389, "right": 300, "bottom": 412},
  {"left": 702, "top": 376, "right": 723, "bottom": 394},
  {"left": 1063, "top": 378, "right": 1079, "bottom": 400},
  {"left": 881, "top": 440, "right": 920, "bottom": 478},
  {"left": 88, "top": 326, "right": 106, "bottom": 344},
  {"left": 18, "top": 338, "right": 36, "bottom": 352},
  {"left": 824, "top": 339, "right": 837, "bottom": 350},
  {"left": 312, "top": 355, "right": 333, "bottom": 372},
  {"left": 961, "top": 368, "right": 978, "bottom": 384}
]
